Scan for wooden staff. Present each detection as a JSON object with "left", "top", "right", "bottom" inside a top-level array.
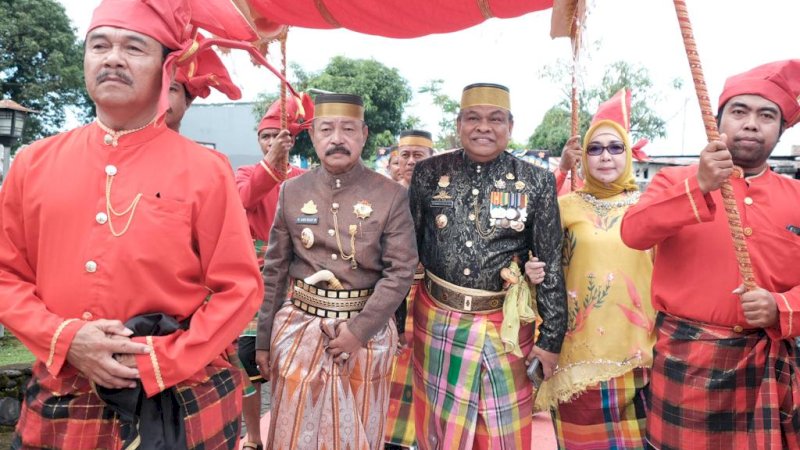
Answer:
[
  {"left": 279, "top": 29, "right": 288, "bottom": 130},
  {"left": 672, "top": 0, "right": 756, "bottom": 289},
  {"left": 569, "top": 11, "right": 582, "bottom": 191}
]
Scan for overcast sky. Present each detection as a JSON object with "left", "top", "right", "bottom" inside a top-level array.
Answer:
[{"left": 60, "top": 0, "right": 800, "bottom": 156}]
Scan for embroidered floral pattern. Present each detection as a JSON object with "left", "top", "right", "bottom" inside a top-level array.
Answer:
[
  {"left": 562, "top": 228, "right": 576, "bottom": 267},
  {"left": 617, "top": 273, "right": 655, "bottom": 331},
  {"left": 567, "top": 272, "right": 612, "bottom": 335}
]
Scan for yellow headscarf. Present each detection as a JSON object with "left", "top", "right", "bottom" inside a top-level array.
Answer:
[{"left": 579, "top": 120, "right": 638, "bottom": 199}]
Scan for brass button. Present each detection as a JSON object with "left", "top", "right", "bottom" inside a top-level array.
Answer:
[
  {"left": 435, "top": 214, "right": 448, "bottom": 229},
  {"left": 733, "top": 325, "right": 743, "bottom": 333},
  {"left": 95, "top": 212, "right": 108, "bottom": 224},
  {"left": 744, "top": 197, "right": 753, "bottom": 205},
  {"left": 81, "top": 311, "right": 93, "bottom": 320},
  {"left": 465, "top": 241, "right": 473, "bottom": 248},
  {"left": 463, "top": 268, "right": 471, "bottom": 276},
  {"left": 743, "top": 227, "right": 753, "bottom": 236},
  {"left": 85, "top": 260, "right": 97, "bottom": 273}
]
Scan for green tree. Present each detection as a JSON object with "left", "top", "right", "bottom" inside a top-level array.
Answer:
[
  {"left": 528, "top": 60, "right": 680, "bottom": 156},
  {"left": 254, "top": 57, "right": 412, "bottom": 161},
  {"left": 0, "top": 0, "right": 92, "bottom": 148},
  {"left": 527, "top": 107, "right": 591, "bottom": 155},
  {"left": 418, "top": 79, "right": 459, "bottom": 149}
]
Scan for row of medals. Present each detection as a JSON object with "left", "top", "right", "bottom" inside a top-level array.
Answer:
[{"left": 434, "top": 173, "right": 529, "bottom": 232}]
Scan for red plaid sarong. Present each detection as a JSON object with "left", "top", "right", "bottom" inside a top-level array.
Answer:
[
  {"left": 13, "top": 361, "right": 243, "bottom": 450},
  {"left": 648, "top": 313, "right": 800, "bottom": 450}
]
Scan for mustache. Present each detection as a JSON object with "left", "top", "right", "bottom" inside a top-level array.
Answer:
[
  {"left": 96, "top": 71, "right": 133, "bottom": 86},
  {"left": 325, "top": 145, "right": 350, "bottom": 156}
]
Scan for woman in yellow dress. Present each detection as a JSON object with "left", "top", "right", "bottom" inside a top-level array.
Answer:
[{"left": 534, "top": 88, "right": 655, "bottom": 449}]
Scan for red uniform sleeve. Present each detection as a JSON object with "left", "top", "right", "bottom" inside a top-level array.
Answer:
[
  {"left": 552, "top": 168, "right": 584, "bottom": 196},
  {"left": 621, "top": 166, "right": 715, "bottom": 250},
  {"left": 134, "top": 161, "right": 263, "bottom": 396},
  {"left": 766, "top": 288, "right": 800, "bottom": 339},
  {"left": 235, "top": 162, "right": 281, "bottom": 209},
  {"left": 0, "top": 150, "right": 85, "bottom": 376}
]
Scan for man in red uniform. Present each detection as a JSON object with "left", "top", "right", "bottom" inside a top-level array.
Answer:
[
  {"left": 621, "top": 59, "right": 800, "bottom": 449},
  {"left": 236, "top": 94, "right": 314, "bottom": 246},
  {"left": 234, "top": 94, "right": 313, "bottom": 450},
  {"left": 0, "top": 0, "right": 263, "bottom": 448}
]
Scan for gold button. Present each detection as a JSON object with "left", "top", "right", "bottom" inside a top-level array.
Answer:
[
  {"left": 744, "top": 197, "right": 753, "bottom": 205},
  {"left": 733, "top": 325, "right": 743, "bottom": 333},
  {"left": 471, "top": 188, "right": 479, "bottom": 195},
  {"left": 82, "top": 311, "right": 93, "bottom": 320},
  {"left": 465, "top": 241, "right": 473, "bottom": 248},
  {"left": 463, "top": 268, "right": 471, "bottom": 276},
  {"left": 743, "top": 227, "right": 753, "bottom": 236},
  {"left": 95, "top": 212, "right": 108, "bottom": 224},
  {"left": 85, "top": 260, "right": 97, "bottom": 273}
]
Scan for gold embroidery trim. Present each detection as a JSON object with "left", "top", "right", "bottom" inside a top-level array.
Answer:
[
  {"left": 259, "top": 160, "right": 283, "bottom": 184},
  {"left": 146, "top": 336, "right": 166, "bottom": 392},
  {"left": 177, "top": 39, "right": 200, "bottom": 64},
  {"left": 398, "top": 136, "right": 433, "bottom": 148},
  {"left": 315, "top": 103, "right": 364, "bottom": 120},
  {"left": 461, "top": 85, "right": 510, "bottom": 110},
  {"left": 684, "top": 178, "right": 701, "bottom": 223},
  {"left": 47, "top": 319, "right": 78, "bottom": 367},
  {"left": 778, "top": 293, "right": 793, "bottom": 337}
]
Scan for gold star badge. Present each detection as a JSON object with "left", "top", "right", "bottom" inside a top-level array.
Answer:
[
  {"left": 301, "top": 200, "right": 318, "bottom": 215},
  {"left": 353, "top": 200, "right": 373, "bottom": 219}
]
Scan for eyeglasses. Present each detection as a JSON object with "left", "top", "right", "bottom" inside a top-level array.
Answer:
[{"left": 586, "top": 142, "right": 626, "bottom": 156}]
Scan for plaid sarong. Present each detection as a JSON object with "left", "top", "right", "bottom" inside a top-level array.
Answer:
[
  {"left": 412, "top": 284, "right": 534, "bottom": 450},
  {"left": 648, "top": 312, "right": 800, "bottom": 450},
  {"left": 13, "top": 360, "right": 243, "bottom": 450},
  {"left": 268, "top": 300, "right": 397, "bottom": 449},
  {"left": 385, "top": 282, "right": 421, "bottom": 447},
  {"left": 553, "top": 367, "right": 649, "bottom": 449}
]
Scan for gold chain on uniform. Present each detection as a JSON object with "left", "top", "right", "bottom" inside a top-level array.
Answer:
[
  {"left": 331, "top": 205, "right": 358, "bottom": 269},
  {"left": 105, "top": 173, "right": 142, "bottom": 237},
  {"left": 95, "top": 119, "right": 153, "bottom": 236},
  {"left": 473, "top": 196, "right": 496, "bottom": 238},
  {"left": 96, "top": 118, "right": 155, "bottom": 147}
]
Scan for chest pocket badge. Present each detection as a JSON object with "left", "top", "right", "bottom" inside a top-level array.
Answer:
[{"left": 301, "top": 228, "right": 314, "bottom": 249}]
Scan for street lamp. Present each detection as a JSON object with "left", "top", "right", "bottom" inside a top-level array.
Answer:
[{"left": 0, "top": 99, "right": 35, "bottom": 182}]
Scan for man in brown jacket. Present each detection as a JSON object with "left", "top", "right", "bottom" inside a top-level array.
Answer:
[{"left": 255, "top": 93, "right": 418, "bottom": 449}]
